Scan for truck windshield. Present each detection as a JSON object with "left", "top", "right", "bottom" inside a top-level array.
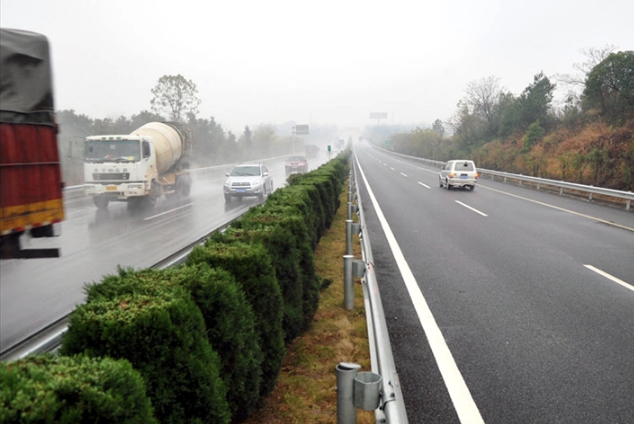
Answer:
[{"left": 85, "top": 140, "right": 141, "bottom": 162}]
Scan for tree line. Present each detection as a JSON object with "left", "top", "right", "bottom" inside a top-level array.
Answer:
[
  {"left": 374, "top": 49, "right": 634, "bottom": 191},
  {"left": 57, "top": 75, "right": 338, "bottom": 185}
]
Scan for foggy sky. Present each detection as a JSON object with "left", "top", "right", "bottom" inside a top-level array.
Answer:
[{"left": 1, "top": 0, "right": 632, "bottom": 134}]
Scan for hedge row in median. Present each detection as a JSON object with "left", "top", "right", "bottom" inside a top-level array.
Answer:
[{"left": 3, "top": 153, "right": 350, "bottom": 423}]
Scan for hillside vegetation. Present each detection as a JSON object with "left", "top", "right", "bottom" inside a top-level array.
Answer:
[{"left": 368, "top": 49, "right": 634, "bottom": 191}]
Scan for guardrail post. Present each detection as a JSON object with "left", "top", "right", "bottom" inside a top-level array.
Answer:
[
  {"left": 343, "top": 255, "right": 366, "bottom": 310},
  {"left": 343, "top": 255, "right": 355, "bottom": 310},
  {"left": 346, "top": 220, "right": 361, "bottom": 255},
  {"left": 337, "top": 362, "right": 361, "bottom": 424}
]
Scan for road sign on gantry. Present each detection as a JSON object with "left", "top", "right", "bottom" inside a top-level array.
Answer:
[{"left": 293, "top": 125, "right": 309, "bottom": 135}]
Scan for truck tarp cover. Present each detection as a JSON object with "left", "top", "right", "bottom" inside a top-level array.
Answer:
[{"left": 0, "top": 28, "right": 54, "bottom": 118}]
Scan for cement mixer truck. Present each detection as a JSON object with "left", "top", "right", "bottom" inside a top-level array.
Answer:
[{"left": 84, "top": 122, "right": 192, "bottom": 210}]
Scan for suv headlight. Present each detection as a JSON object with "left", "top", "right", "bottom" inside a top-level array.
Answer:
[{"left": 252, "top": 180, "right": 260, "bottom": 187}]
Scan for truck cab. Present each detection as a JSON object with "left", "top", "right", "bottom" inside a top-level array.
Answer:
[{"left": 84, "top": 122, "right": 192, "bottom": 210}]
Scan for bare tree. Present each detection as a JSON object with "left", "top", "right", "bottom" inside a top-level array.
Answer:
[
  {"left": 465, "top": 76, "right": 504, "bottom": 125},
  {"left": 557, "top": 45, "right": 617, "bottom": 87},
  {"left": 555, "top": 45, "right": 617, "bottom": 105},
  {"left": 150, "top": 74, "right": 201, "bottom": 122}
]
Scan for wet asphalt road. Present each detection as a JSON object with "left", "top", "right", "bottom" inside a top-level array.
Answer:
[{"left": 353, "top": 142, "right": 634, "bottom": 423}]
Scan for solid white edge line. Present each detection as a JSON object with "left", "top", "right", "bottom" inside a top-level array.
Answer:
[
  {"left": 455, "top": 200, "right": 488, "bottom": 217},
  {"left": 144, "top": 203, "right": 193, "bottom": 221},
  {"left": 355, "top": 153, "right": 485, "bottom": 424},
  {"left": 418, "top": 181, "right": 431, "bottom": 189},
  {"left": 583, "top": 265, "right": 634, "bottom": 293}
]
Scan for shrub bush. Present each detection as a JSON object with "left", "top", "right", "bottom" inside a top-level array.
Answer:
[
  {"left": 234, "top": 206, "right": 321, "bottom": 336},
  {"left": 0, "top": 354, "right": 156, "bottom": 424},
  {"left": 60, "top": 289, "right": 229, "bottom": 424},
  {"left": 83, "top": 265, "right": 263, "bottom": 421},
  {"left": 186, "top": 240, "right": 285, "bottom": 399}
]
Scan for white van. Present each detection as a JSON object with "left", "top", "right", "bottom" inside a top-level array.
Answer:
[{"left": 439, "top": 160, "right": 478, "bottom": 190}]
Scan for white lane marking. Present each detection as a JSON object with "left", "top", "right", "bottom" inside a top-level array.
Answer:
[
  {"left": 584, "top": 265, "right": 634, "bottom": 293},
  {"left": 455, "top": 200, "right": 488, "bottom": 217},
  {"left": 401, "top": 172, "right": 408, "bottom": 177},
  {"left": 383, "top": 163, "right": 388, "bottom": 166},
  {"left": 390, "top": 167, "right": 395, "bottom": 171},
  {"left": 480, "top": 185, "right": 634, "bottom": 233},
  {"left": 143, "top": 203, "right": 193, "bottom": 221},
  {"left": 355, "top": 155, "right": 485, "bottom": 424},
  {"left": 418, "top": 181, "right": 431, "bottom": 189}
]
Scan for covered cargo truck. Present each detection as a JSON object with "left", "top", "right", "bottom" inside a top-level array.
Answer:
[
  {"left": 0, "top": 28, "right": 64, "bottom": 259},
  {"left": 84, "top": 122, "right": 192, "bottom": 210}
]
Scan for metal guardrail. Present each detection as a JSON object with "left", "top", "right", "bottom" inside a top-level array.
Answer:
[
  {"left": 375, "top": 146, "right": 634, "bottom": 211},
  {"left": 338, "top": 151, "right": 409, "bottom": 423}
]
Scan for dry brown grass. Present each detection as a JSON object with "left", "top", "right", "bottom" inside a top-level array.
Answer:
[{"left": 244, "top": 184, "right": 373, "bottom": 424}]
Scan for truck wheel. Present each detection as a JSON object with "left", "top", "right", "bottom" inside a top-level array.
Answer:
[
  {"left": 94, "top": 197, "right": 109, "bottom": 210},
  {"left": 176, "top": 177, "right": 191, "bottom": 198}
]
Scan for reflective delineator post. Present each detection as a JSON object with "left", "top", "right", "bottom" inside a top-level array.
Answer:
[
  {"left": 347, "top": 202, "right": 358, "bottom": 221},
  {"left": 337, "top": 362, "right": 361, "bottom": 424},
  {"left": 343, "top": 254, "right": 354, "bottom": 310},
  {"left": 346, "top": 219, "right": 353, "bottom": 255}
]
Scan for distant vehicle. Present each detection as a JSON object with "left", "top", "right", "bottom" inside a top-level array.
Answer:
[
  {"left": 84, "top": 122, "right": 193, "bottom": 210},
  {"left": 334, "top": 138, "right": 344, "bottom": 151},
  {"left": 439, "top": 160, "right": 478, "bottom": 191},
  {"left": 305, "top": 145, "right": 319, "bottom": 159},
  {"left": 285, "top": 155, "right": 308, "bottom": 176},
  {"left": 0, "top": 28, "right": 65, "bottom": 259},
  {"left": 224, "top": 163, "right": 273, "bottom": 202}
]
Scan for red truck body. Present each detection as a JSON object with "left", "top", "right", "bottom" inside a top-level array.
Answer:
[{"left": 0, "top": 28, "right": 64, "bottom": 259}]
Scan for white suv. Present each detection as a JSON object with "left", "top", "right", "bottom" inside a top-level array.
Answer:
[
  {"left": 439, "top": 160, "right": 478, "bottom": 190},
  {"left": 224, "top": 163, "right": 273, "bottom": 202}
]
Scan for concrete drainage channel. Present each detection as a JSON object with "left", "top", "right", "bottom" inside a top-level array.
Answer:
[{"left": 337, "top": 156, "right": 409, "bottom": 424}]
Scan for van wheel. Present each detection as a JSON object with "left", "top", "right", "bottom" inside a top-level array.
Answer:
[
  {"left": 439, "top": 178, "right": 443, "bottom": 188},
  {"left": 446, "top": 181, "right": 452, "bottom": 190}
]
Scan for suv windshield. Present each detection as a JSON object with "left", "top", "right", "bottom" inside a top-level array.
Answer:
[
  {"left": 287, "top": 156, "right": 305, "bottom": 162},
  {"left": 231, "top": 165, "right": 261, "bottom": 176}
]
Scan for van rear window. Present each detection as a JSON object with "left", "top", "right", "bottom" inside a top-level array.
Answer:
[{"left": 457, "top": 162, "right": 475, "bottom": 171}]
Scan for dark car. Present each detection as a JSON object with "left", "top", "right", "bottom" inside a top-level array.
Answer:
[{"left": 285, "top": 155, "right": 308, "bottom": 176}]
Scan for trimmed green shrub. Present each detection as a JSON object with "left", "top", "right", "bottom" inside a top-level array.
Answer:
[
  {"left": 83, "top": 265, "right": 263, "bottom": 421},
  {"left": 225, "top": 224, "right": 303, "bottom": 342},
  {"left": 0, "top": 354, "right": 156, "bottom": 423},
  {"left": 60, "top": 290, "right": 229, "bottom": 424},
  {"left": 234, "top": 207, "right": 321, "bottom": 335},
  {"left": 266, "top": 184, "right": 325, "bottom": 248},
  {"left": 186, "top": 240, "right": 285, "bottom": 399}
]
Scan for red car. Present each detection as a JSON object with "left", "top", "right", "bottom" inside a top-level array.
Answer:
[{"left": 285, "top": 155, "right": 308, "bottom": 176}]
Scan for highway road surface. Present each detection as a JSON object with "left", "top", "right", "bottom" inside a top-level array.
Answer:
[{"left": 353, "top": 141, "right": 634, "bottom": 423}]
